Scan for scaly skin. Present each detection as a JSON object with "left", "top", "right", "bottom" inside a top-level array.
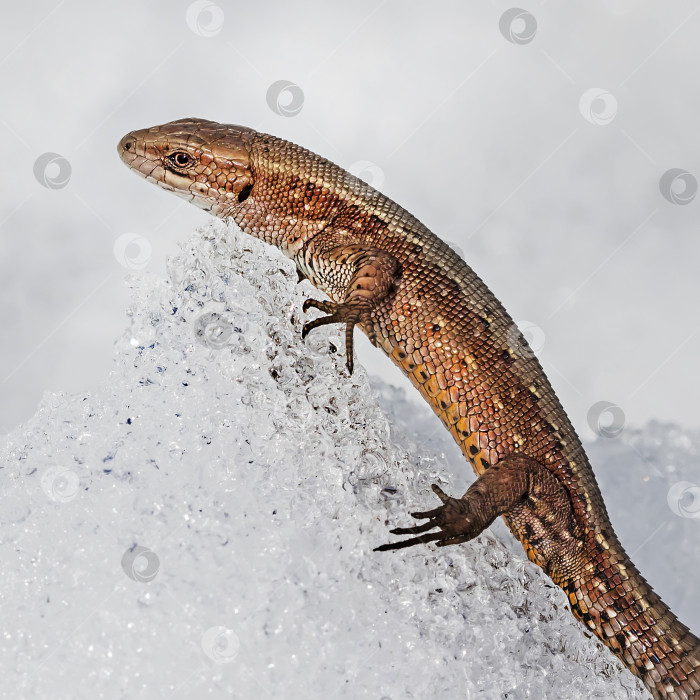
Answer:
[{"left": 118, "top": 118, "right": 699, "bottom": 699}]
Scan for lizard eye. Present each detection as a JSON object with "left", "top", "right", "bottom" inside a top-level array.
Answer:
[{"left": 167, "top": 151, "right": 194, "bottom": 169}]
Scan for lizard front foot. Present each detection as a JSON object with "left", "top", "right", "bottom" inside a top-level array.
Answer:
[
  {"left": 301, "top": 298, "right": 377, "bottom": 374},
  {"left": 297, "top": 240, "right": 399, "bottom": 374}
]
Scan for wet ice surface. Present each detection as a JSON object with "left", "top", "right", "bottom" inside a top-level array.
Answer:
[{"left": 7, "top": 219, "right": 697, "bottom": 699}]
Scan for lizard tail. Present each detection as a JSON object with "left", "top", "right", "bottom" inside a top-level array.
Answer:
[{"left": 565, "top": 545, "right": 700, "bottom": 699}]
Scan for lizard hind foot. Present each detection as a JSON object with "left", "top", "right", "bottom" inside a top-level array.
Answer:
[
  {"left": 375, "top": 484, "right": 486, "bottom": 551},
  {"left": 376, "top": 454, "right": 579, "bottom": 559}
]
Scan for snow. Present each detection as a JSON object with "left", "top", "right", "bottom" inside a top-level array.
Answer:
[{"left": 8, "top": 218, "right": 698, "bottom": 699}]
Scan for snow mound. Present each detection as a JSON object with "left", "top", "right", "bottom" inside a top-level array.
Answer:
[{"left": 0, "top": 220, "right": 650, "bottom": 699}]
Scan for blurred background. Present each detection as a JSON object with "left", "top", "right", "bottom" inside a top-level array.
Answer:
[{"left": 1, "top": 0, "right": 699, "bottom": 440}]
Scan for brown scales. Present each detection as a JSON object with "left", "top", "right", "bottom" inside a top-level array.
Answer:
[{"left": 119, "top": 118, "right": 700, "bottom": 699}]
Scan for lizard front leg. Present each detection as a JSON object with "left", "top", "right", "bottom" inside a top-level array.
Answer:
[
  {"left": 376, "top": 454, "right": 581, "bottom": 577},
  {"left": 299, "top": 232, "right": 400, "bottom": 374}
]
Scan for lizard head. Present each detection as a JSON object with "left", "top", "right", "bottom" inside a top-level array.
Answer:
[{"left": 118, "top": 118, "right": 256, "bottom": 217}]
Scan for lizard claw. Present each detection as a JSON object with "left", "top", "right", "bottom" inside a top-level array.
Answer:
[
  {"left": 302, "top": 298, "right": 335, "bottom": 315},
  {"left": 374, "top": 483, "right": 481, "bottom": 552},
  {"left": 301, "top": 297, "right": 373, "bottom": 375}
]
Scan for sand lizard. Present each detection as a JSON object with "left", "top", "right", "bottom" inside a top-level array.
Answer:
[{"left": 118, "top": 118, "right": 699, "bottom": 699}]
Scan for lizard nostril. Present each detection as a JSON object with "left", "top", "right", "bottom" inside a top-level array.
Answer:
[{"left": 119, "top": 135, "right": 136, "bottom": 154}]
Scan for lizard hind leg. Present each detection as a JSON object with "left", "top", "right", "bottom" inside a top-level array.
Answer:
[{"left": 376, "top": 453, "right": 580, "bottom": 571}]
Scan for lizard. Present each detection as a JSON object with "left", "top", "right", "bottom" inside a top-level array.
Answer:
[{"left": 118, "top": 118, "right": 699, "bottom": 699}]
